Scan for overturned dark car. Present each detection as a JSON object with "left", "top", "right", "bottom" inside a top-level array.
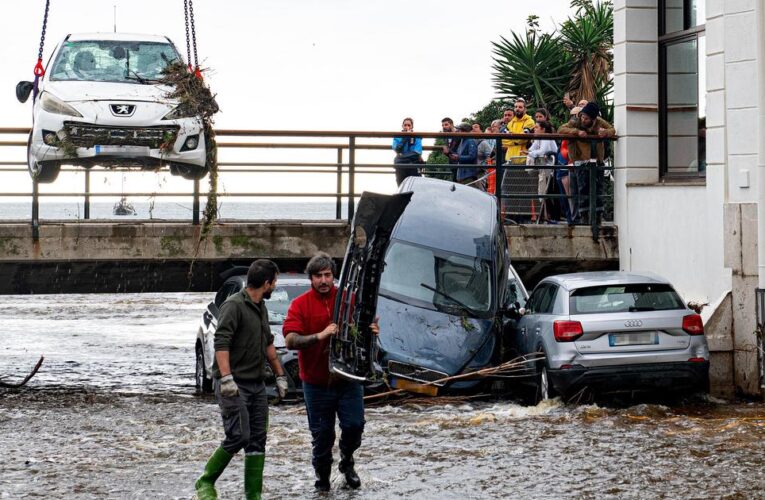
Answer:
[{"left": 373, "top": 177, "right": 527, "bottom": 395}]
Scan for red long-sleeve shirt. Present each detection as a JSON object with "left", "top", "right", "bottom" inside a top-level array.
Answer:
[{"left": 282, "top": 286, "right": 337, "bottom": 386}]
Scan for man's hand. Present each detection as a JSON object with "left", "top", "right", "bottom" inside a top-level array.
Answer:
[
  {"left": 578, "top": 130, "right": 588, "bottom": 138},
  {"left": 219, "top": 374, "right": 239, "bottom": 397},
  {"left": 370, "top": 316, "right": 380, "bottom": 336},
  {"left": 597, "top": 128, "right": 609, "bottom": 137},
  {"left": 317, "top": 323, "right": 338, "bottom": 341},
  {"left": 276, "top": 376, "right": 289, "bottom": 400}
]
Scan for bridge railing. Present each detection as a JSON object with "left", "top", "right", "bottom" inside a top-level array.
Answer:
[{"left": 0, "top": 128, "right": 615, "bottom": 239}]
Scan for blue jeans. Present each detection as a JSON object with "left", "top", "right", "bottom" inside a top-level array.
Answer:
[{"left": 302, "top": 381, "right": 365, "bottom": 472}]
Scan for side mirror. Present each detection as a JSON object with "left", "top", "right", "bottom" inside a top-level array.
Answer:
[
  {"left": 16, "top": 81, "right": 34, "bottom": 103},
  {"left": 503, "top": 302, "right": 526, "bottom": 319}
]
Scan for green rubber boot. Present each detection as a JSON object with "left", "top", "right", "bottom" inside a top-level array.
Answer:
[
  {"left": 244, "top": 454, "right": 265, "bottom": 500},
  {"left": 195, "top": 447, "right": 233, "bottom": 500}
]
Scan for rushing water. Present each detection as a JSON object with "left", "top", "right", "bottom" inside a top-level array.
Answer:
[{"left": 1, "top": 293, "right": 764, "bottom": 499}]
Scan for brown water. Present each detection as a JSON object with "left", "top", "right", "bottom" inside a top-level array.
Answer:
[{"left": 1, "top": 293, "right": 764, "bottom": 499}]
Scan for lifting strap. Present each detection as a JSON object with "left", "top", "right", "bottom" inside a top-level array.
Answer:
[{"left": 33, "top": 0, "right": 51, "bottom": 101}]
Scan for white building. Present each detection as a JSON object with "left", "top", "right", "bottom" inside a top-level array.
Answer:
[{"left": 614, "top": 0, "right": 764, "bottom": 397}]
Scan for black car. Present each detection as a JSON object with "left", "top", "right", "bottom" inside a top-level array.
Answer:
[
  {"left": 195, "top": 272, "right": 309, "bottom": 400},
  {"left": 375, "top": 176, "right": 526, "bottom": 395}
]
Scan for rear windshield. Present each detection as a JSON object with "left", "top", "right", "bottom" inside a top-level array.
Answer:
[{"left": 569, "top": 283, "right": 685, "bottom": 315}]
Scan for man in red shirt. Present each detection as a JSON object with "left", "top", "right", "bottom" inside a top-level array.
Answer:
[{"left": 283, "top": 252, "right": 377, "bottom": 492}]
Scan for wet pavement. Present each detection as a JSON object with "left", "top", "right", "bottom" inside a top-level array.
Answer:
[{"left": 1, "top": 293, "right": 764, "bottom": 499}]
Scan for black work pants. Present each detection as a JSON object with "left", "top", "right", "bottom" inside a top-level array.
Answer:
[{"left": 215, "top": 377, "right": 268, "bottom": 456}]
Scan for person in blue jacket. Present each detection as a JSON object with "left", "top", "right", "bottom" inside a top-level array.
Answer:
[
  {"left": 450, "top": 122, "right": 479, "bottom": 186},
  {"left": 392, "top": 117, "right": 423, "bottom": 185}
]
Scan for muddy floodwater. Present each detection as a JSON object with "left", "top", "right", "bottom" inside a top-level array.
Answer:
[{"left": 1, "top": 293, "right": 764, "bottom": 499}]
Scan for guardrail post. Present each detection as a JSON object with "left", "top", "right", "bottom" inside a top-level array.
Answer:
[
  {"left": 495, "top": 138, "right": 504, "bottom": 221},
  {"left": 193, "top": 178, "right": 200, "bottom": 225},
  {"left": 336, "top": 147, "right": 343, "bottom": 220},
  {"left": 84, "top": 169, "right": 91, "bottom": 220},
  {"left": 348, "top": 137, "right": 355, "bottom": 222},
  {"left": 589, "top": 161, "right": 597, "bottom": 241},
  {"left": 32, "top": 180, "right": 39, "bottom": 241}
]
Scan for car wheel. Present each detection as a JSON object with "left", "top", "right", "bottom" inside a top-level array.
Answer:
[
  {"left": 195, "top": 346, "right": 213, "bottom": 394},
  {"left": 169, "top": 162, "right": 209, "bottom": 180},
  {"left": 534, "top": 352, "right": 557, "bottom": 404},
  {"left": 27, "top": 134, "right": 61, "bottom": 183}
]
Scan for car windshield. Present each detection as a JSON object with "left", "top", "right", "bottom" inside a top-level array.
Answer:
[
  {"left": 379, "top": 240, "right": 493, "bottom": 317},
  {"left": 569, "top": 283, "right": 685, "bottom": 314},
  {"left": 265, "top": 284, "right": 310, "bottom": 324},
  {"left": 50, "top": 40, "right": 180, "bottom": 83}
]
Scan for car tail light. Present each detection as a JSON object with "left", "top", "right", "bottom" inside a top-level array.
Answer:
[
  {"left": 553, "top": 320, "right": 583, "bottom": 342},
  {"left": 688, "top": 357, "right": 706, "bottom": 363},
  {"left": 682, "top": 314, "right": 704, "bottom": 335}
]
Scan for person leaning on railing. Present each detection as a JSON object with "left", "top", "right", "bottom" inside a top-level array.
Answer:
[
  {"left": 391, "top": 117, "right": 423, "bottom": 186},
  {"left": 522, "top": 120, "right": 558, "bottom": 223},
  {"left": 557, "top": 102, "right": 615, "bottom": 224}
]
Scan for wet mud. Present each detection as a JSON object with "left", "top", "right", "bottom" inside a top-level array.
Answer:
[{"left": 1, "top": 293, "right": 764, "bottom": 499}]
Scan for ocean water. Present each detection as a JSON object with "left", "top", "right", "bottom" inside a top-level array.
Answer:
[{"left": 0, "top": 200, "right": 350, "bottom": 221}]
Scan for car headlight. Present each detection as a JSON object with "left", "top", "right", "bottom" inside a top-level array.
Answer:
[
  {"left": 39, "top": 92, "right": 83, "bottom": 117},
  {"left": 162, "top": 104, "right": 196, "bottom": 120}
]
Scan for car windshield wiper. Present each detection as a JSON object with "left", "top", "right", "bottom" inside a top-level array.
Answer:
[
  {"left": 628, "top": 306, "right": 655, "bottom": 312},
  {"left": 420, "top": 283, "right": 479, "bottom": 317}
]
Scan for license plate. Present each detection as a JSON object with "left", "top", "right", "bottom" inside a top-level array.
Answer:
[
  {"left": 95, "top": 145, "right": 145, "bottom": 154},
  {"left": 609, "top": 332, "right": 659, "bottom": 346},
  {"left": 390, "top": 377, "right": 438, "bottom": 396}
]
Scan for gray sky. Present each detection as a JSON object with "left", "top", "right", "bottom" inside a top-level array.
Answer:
[{"left": 0, "top": 0, "right": 572, "bottom": 196}]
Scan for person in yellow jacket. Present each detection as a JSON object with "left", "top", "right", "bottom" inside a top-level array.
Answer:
[{"left": 502, "top": 98, "right": 536, "bottom": 162}]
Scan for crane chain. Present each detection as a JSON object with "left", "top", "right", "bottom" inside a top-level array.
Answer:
[
  {"left": 184, "top": 0, "right": 192, "bottom": 69},
  {"left": 189, "top": 0, "right": 199, "bottom": 69},
  {"left": 38, "top": 0, "right": 50, "bottom": 62}
]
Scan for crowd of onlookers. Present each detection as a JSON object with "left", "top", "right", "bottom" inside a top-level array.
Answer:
[{"left": 392, "top": 93, "right": 616, "bottom": 225}]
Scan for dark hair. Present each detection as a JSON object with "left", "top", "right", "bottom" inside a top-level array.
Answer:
[
  {"left": 402, "top": 117, "right": 414, "bottom": 127},
  {"left": 305, "top": 252, "right": 336, "bottom": 276},
  {"left": 441, "top": 117, "right": 453, "bottom": 125},
  {"left": 247, "top": 259, "right": 280, "bottom": 288},
  {"left": 535, "top": 120, "right": 553, "bottom": 134},
  {"left": 503, "top": 107, "right": 513, "bottom": 114},
  {"left": 534, "top": 108, "right": 551, "bottom": 121}
]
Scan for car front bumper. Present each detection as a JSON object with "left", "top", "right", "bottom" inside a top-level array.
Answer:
[{"left": 548, "top": 361, "right": 710, "bottom": 396}]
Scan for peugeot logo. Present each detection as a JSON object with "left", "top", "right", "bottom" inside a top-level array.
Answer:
[
  {"left": 624, "top": 320, "right": 643, "bottom": 328},
  {"left": 110, "top": 104, "right": 136, "bottom": 117}
]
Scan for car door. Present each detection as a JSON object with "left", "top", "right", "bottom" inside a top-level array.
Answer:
[
  {"left": 516, "top": 283, "right": 549, "bottom": 355},
  {"left": 532, "top": 284, "right": 560, "bottom": 355}
]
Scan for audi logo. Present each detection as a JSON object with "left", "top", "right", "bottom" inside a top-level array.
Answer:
[{"left": 624, "top": 320, "right": 643, "bottom": 327}]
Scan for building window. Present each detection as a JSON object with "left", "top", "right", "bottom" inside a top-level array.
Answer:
[{"left": 659, "top": 0, "right": 706, "bottom": 178}]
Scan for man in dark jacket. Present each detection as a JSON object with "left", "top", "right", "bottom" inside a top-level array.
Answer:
[
  {"left": 194, "top": 259, "right": 288, "bottom": 500},
  {"left": 283, "top": 252, "right": 379, "bottom": 492},
  {"left": 451, "top": 122, "right": 480, "bottom": 186}
]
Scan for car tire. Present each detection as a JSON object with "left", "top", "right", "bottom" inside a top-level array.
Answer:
[
  {"left": 195, "top": 345, "right": 213, "bottom": 394},
  {"left": 169, "top": 162, "right": 209, "bottom": 180},
  {"left": 534, "top": 352, "right": 558, "bottom": 405},
  {"left": 27, "top": 134, "right": 61, "bottom": 183}
]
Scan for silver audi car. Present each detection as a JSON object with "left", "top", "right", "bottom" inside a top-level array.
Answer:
[{"left": 510, "top": 271, "right": 710, "bottom": 403}]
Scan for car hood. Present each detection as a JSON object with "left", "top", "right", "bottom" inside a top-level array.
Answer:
[
  {"left": 376, "top": 295, "right": 495, "bottom": 377},
  {"left": 44, "top": 80, "right": 174, "bottom": 103},
  {"left": 271, "top": 324, "right": 287, "bottom": 349}
]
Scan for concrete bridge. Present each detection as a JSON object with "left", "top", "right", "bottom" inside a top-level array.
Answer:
[{"left": 0, "top": 221, "right": 617, "bottom": 293}]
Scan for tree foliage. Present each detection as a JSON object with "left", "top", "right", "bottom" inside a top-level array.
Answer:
[{"left": 492, "top": 0, "right": 613, "bottom": 123}]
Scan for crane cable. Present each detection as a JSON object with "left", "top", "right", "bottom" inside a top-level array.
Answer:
[
  {"left": 32, "top": 0, "right": 51, "bottom": 101},
  {"left": 184, "top": 0, "right": 202, "bottom": 79}
]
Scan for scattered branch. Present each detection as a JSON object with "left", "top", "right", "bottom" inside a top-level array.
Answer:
[{"left": 0, "top": 355, "right": 44, "bottom": 389}]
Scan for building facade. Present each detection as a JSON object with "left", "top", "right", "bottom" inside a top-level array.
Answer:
[{"left": 614, "top": 0, "right": 764, "bottom": 397}]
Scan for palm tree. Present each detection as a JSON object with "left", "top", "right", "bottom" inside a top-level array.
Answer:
[
  {"left": 559, "top": 0, "right": 613, "bottom": 104},
  {"left": 491, "top": 28, "right": 571, "bottom": 121}
]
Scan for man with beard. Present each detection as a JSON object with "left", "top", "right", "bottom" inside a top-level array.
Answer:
[
  {"left": 502, "top": 98, "right": 536, "bottom": 162},
  {"left": 440, "top": 117, "right": 460, "bottom": 181},
  {"left": 195, "top": 259, "right": 288, "bottom": 500},
  {"left": 283, "top": 252, "right": 379, "bottom": 492}
]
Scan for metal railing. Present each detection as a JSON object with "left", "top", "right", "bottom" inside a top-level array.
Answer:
[{"left": 0, "top": 128, "right": 615, "bottom": 240}]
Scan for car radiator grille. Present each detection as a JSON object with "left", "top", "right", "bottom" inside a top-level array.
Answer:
[
  {"left": 387, "top": 361, "right": 448, "bottom": 386},
  {"left": 63, "top": 122, "right": 179, "bottom": 148}
]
